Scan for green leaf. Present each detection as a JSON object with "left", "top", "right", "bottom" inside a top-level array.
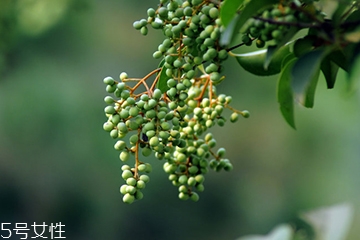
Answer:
[
  {"left": 264, "top": 28, "right": 298, "bottom": 69},
  {"left": 278, "top": 58, "right": 297, "bottom": 129},
  {"left": 156, "top": 58, "right": 170, "bottom": 92},
  {"left": 220, "top": 0, "right": 278, "bottom": 46},
  {"left": 328, "top": 50, "right": 349, "bottom": 72},
  {"left": 332, "top": 0, "right": 353, "bottom": 25},
  {"left": 291, "top": 49, "right": 326, "bottom": 107},
  {"left": 234, "top": 43, "right": 292, "bottom": 76},
  {"left": 220, "top": 13, "right": 240, "bottom": 47},
  {"left": 237, "top": 224, "right": 293, "bottom": 240},
  {"left": 220, "top": 0, "right": 244, "bottom": 27},
  {"left": 320, "top": 56, "right": 339, "bottom": 89},
  {"left": 300, "top": 203, "right": 353, "bottom": 240},
  {"left": 303, "top": 67, "right": 320, "bottom": 108}
]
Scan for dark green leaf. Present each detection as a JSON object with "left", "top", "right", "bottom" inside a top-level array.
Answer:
[
  {"left": 156, "top": 58, "right": 170, "bottom": 92},
  {"left": 220, "top": 14, "right": 240, "bottom": 47},
  {"left": 220, "top": 0, "right": 244, "bottom": 27},
  {"left": 328, "top": 50, "right": 349, "bottom": 72},
  {"left": 234, "top": 43, "right": 292, "bottom": 76},
  {"left": 278, "top": 59, "right": 297, "bottom": 129},
  {"left": 303, "top": 68, "right": 320, "bottom": 108},
  {"left": 291, "top": 49, "right": 326, "bottom": 107},
  {"left": 220, "top": 0, "right": 278, "bottom": 46},
  {"left": 264, "top": 28, "right": 298, "bottom": 69},
  {"left": 320, "top": 56, "right": 339, "bottom": 89},
  {"left": 281, "top": 53, "right": 297, "bottom": 69},
  {"left": 332, "top": 0, "right": 354, "bottom": 25}
]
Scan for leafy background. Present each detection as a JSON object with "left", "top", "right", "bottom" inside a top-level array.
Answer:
[{"left": 0, "top": 0, "right": 359, "bottom": 239}]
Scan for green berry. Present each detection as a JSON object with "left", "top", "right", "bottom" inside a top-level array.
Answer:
[
  {"left": 230, "top": 112, "right": 239, "bottom": 122},
  {"left": 140, "top": 174, "right": 150, "bottom": 183},
  {"left": 103, "top": 122, "right": 114, "bottom": 132},
  {"left": 149, "top": 136, "right": 159, "bottom": 147},
  {"left": 136, "top": 180, "right": 146, "bottom": 190},
  {"left": 190, "top": 192, "right": 199, "bottom": 202},
  {"left": 122, "top": 169, "right": 133, "bottom": 180},
  {"left": 120, "top": 151, "right": 130, "bottom": 162},
  {"left": 126, "top": 177, "right": 137, "bottom": 186},
  {"left": 179, "top": 192, "right": 189, "bottom": 200},
  {"left": 209, "top": 7, "right": 219, "bottom": 19},
  {"left": 120, "top": 184, "right": 128, "bottom": 194},
  {"left": 114, "top": 140, "right": 126, "bottom": 151},
  {"left": 153, "top": 51, "right": 163, "bottom": 59},
  {"left": 123, "top": 193, "right": 135, "bottom": 204}
]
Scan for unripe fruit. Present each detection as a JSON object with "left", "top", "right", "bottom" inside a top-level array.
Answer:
[
  {"left": 147, "top": 8, "right": 156, "bottom": 17},
  {"left": 103, "top": 122, "right": 114, "bottom": 132},
  {"left": 126, "top": 177, "right": 137, "bottom": 186},
  {"left": 105, "top": 106, "right": 116, "bottom": 115},
  {"left": 241, "top": 110, "right": 250, "bottom": 118},
  {"left": 114, "top": 140, "right": 126, "bottom": 151},
  {"left": 122, "top": 169, "right": 133, "bottom": 180},
  {"left": 230, "top": 112, "right": 239, "bottom": 122},
  {"left": 135, "top": 190, "right": 143, "bottom": 200},
  {"left": 190, "top": 192, "right": 199, "bottom": 202},
  {"left": 120, "top": 184, "right": 128, "bottom": 194},
  {"left": 178, "top": 192, "right": 189, "bottom": 200},
  {"left": 153, "top": 51, "right": 163, "bottom": 59},
  {"left": 123, "top": 193, "right": 135, "bottom": 204},
  {"left": 136, "top": 180, "right": 146, "bottom": 189},
  {"left": 209, "top": 7, "right": 219, "bottom": 19},
  {"left": 120, "top": 151, "right": 130, "bottom": 162},
  {"left": 142, "top": 147, "right": 152, "bottom": 157},
  {"left": 149, "top": 136, "right": 159, "bottom": 147},
  {"left": 140, "top": 174, "right": 150, "bottom": 183}
]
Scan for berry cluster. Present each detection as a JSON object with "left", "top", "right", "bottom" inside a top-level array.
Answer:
[
  {"left": 241, "top": 0, "right": 324, "bottom": 48},
  {"left": 103, "top": 0, "right": 249, "bottom": 203}
]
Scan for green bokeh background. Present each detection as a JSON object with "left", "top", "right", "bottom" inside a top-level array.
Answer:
[{"left": 1, "top": 0, "right": 359, "bottom": 239}]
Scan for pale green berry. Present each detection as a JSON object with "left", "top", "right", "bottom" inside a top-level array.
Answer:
[
  {"left": 120, "top": 184, "right": 128, "bottom": 194},
  {"left": 103, "top": 122, "right": 114, "bottom": 132},
  {"left": 110, "top": 129, "right": 119, "bottom": 139},
  {"left": 125, "top": 186, "right": 136, "bottom": 194},
  {"left": 126, "top": 177, "right": 137, "bottom": 186},
  {"left": 122, "top": 169, "right": 133, "bottom": 180},
  {"left": 140, "top": 174, "right": 150, "bottom": 183},
  {"left": 230, "top": 112, "right": 239, "bottom": 122},
  {"left": 179, "top": 192, "right": 189, "bottom": 200},
  {"left": 178, "top": 175, "right": 188, "bottom": 184},
  {"left": 149, "top": 136, "right": 159, "bottom": 147},
  {"left": 195, "top": 174, "right": 205, "bottom": 183},
  {"left": 123, "top": 193, "right": 135, "bottom": 204},
  {"left": 121, "top": 165, "right": 131, "bottom": 171},
  {"left": 103, "top": 76, "right": 115, "bottom": 85},
  {"left": 120, "top": 151, "right": 130, "bottom": 162},
  {"left": 138, "top": 164, "right": 147, "bottom": 172},
  {"left": 187, "top": 177, "right": 196, "bottom": 186},
  {"left": 179, "top": 185, "right": 188, "bottom": 193},
  {"left": 136, "top": 180, "right": 146, "bottom": 189}
]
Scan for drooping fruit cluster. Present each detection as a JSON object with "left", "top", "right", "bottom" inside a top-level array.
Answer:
[
  {"left": 103, "top": 0, "right": 250, "bottom": 203},
  {"left": 241, "top": 0, "right": 325, "bottom": 48}
]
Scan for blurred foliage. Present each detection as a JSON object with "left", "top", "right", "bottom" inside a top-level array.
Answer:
[{"left": 0, "top": 0, "right": 360, "bottom": 239}]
